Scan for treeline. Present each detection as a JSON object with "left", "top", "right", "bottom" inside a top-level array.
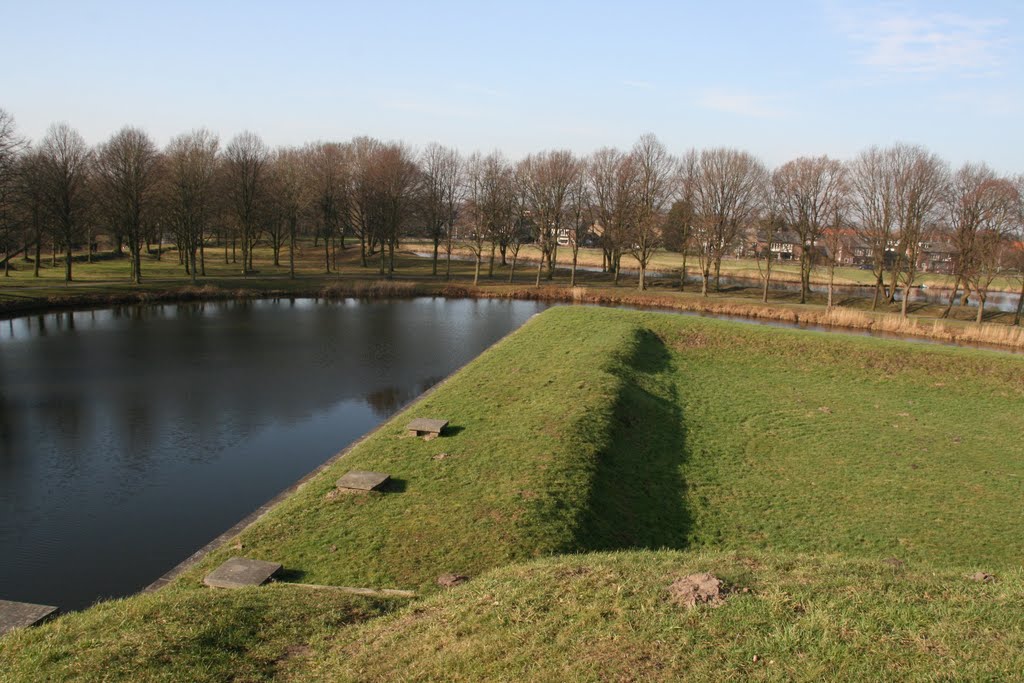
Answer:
[{"left": 0, "top": 109, "right": 1021, "bottom": 322}]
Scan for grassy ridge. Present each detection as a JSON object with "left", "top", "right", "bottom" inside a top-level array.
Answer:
[
  {"left": 282, "top": 550, "right": 1024, "bottom": 682},
  {"left": 0, "top": 585, "right": 399, "bottom": 682}
]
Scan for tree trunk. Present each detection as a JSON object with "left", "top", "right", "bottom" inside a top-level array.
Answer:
[
  {"left": 446, "top": 248, "right": 452, "bottom": 281},
  {"left": 975, "top": 295, "right": 985, "bottom": 324},
  {"left": 323, "top": 239, "right": 331, "bottom": 273},
  {"left": 133, "top": 243, "right": 142, "bottom": 285},
  {"left": 1013, "top": 279, "right": 1023, "bottom": 326},
  {"left": 799, "top": 252, "right": 808, "bottom": 304},
  {"left": 638, "top": 263, "right": 646, "bottom": 291},
  {"left": 827, "top": 263, "right": 835, "bottom": 310},
  {"left": 289, "top": 233, "right": 296, "bottom": 280},
  {"left": 701, "top": 269, "right": 710, "bottom": 297},
  {"left": 508, "top": 252, "right": 518, "bottom": 283},
  {"left": 64, "top": 244, "right": 72, "bottom": 283},
  {"left": 432, "top": 237, "right": 439, "bottom": 276},
  {"left": 763, "top": 258, "right": 773, "bottom": 303},
  {"left": 473, "top": 251, "right": 482, "bottom": 286},
  {"left": 488, "top": 241, "right": 496, "bottom": 278},
  {"left": 570, "top": 250, "right": 578, "bottom": 287},
  {"left": 680, "top": 252, "right": 688, "bottom": 292},
  {"left": 940, "top": 274, "right": 961, "bottom": 319},
  {"left": 871, "top": 273, "right": 883, "bottom": 311},
  {"left": 190, "top": 248, "right": 198, "bottom": 284},
  {"left": 714, "top": 258, "right": 722, "bottom": 291},
  {"left": 34, "top": 239, "right": 41, "bottom": 278}
]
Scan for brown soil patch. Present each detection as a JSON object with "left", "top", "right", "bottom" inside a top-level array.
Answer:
[
  {"left": 437, "top": 573, "right": 470, "bottom": 588},
  {"left": 324, "top": 487, "right": 368, "bottom": 501},
  {"left": 667, "top": 572, "right": 725, "bottom": 608}
]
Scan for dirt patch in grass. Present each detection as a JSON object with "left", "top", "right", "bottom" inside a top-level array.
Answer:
[{"left": 667, "top": 572, "right": 725, "bottom": 608}]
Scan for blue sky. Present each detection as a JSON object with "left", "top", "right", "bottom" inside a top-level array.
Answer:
[{"left": 2, "top": 0, "right": 1022, "bottom": 172}]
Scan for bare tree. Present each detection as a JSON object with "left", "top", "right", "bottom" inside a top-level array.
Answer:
[
  {"left": 690, "top": 148, "right": 767, "bottom": 296},
  {"left": 16, "top": 149, "right": 50, "bottom": 277},
  {"left": 1012, "top": 175, "right": 1024, "bottom": 326},
  {"left": 345, "top": 136, "right": 384, "bottom": 268},
  {"left": 565, "top": 158, "right": 591, "bottom": 287},
  {"left": 371, "top": 142, "right": 420, "bottom": 277},
  {"left": 165, "top": 129, "right": 219, "bottom": 282},
  {"left": 754, "top": 179, "right": 784, "bottom": 303},
  {"left": 628, "top": 134, "right": 677, "bottom": 290},
  {"left": 94, "top": 127, "right": 161, "bottom": 284},
  {"left": 663, "top": 197, "right": 695, "bottom": 291},
  {"left": 848, "top": 147, "right": 897, "bottom": 310},
  {"left": 940, "top": 164, "right": 1003, "bottom": 319},
  {"left": 305, "top": 142, "right": 347, "bottom": 273},
  {"left": 419, "top": 143, "right": 462, "bottom": 276},
  {"left": 38, "top": 123, "right": 92, "bottom": 283},
  {"left": 589, "top": 147, "right": 637, "bottom": 285},
  {"left": 223, "top": 131, "right": 268, "bottom": 275},
  {"left": 965, "top": 177, "right": 1018, "bottom": 323},
  {"left": 266, "top": 147, "right": 308, "bottom": 277},
  {"left": 462, "top": 152, "right": 513, "bottom": 286},
  {"left": 888, "top": 144, "right": 949, "bottom": 318},
  {"left": 0, "top": 110, "right": 26, "bottom": 275},
  {"left": 772, "top": 155, "right": 846, "bottom": 303},
  {"left": 517, "top": 150, "right": 577, "bottom": 286}
]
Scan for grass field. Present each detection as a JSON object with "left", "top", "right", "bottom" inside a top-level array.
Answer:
[{"left": 3, "top": 307, "right": 1022, "bottom": 681}]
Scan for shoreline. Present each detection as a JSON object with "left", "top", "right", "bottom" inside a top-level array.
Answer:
[{"left": 3, "top": 277, "right": 1022, "bottom": 351}]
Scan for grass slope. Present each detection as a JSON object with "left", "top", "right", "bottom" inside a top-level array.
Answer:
[
  {"left": 0, "top": 585, "right": 399, "bottom": 682},
  {"left": 282, "top": 550, "right": 1024, "bottom": 682}
]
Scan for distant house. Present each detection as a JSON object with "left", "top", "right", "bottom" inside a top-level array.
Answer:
[{"left": 917, "top": 242, "right": 956, "bottom": 274}]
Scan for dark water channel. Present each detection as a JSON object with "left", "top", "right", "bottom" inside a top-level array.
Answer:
[{"left": 0, "top": 298, "right": 547, "bottom": 611}]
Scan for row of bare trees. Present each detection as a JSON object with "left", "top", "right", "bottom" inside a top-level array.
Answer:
[{"left": 1, "top": 110, "right": 1022, "bottom": 323}]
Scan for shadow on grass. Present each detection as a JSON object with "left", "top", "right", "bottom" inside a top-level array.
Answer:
[{"left": 576, "top": 327, "right": 691, "bottom": 551}]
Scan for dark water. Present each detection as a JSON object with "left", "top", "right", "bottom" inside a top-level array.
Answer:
[{"left": 0, "top": 297, "right": 547, "bottom": 611}]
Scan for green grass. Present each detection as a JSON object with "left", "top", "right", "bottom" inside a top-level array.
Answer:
[
  {"left": 3, "top": 306, "right": 1024, "bottom": 680},
  {"left": 0, "top": 584, "right": 401, "bottom": 682},
  {"left": 281, "top": 550, "right": 1024, "bottom": 682}
]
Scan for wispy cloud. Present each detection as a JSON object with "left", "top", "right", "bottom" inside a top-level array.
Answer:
[
  {"left": 697, "top": 89, "right": 788, "bottom": 119},
  {"left": 836, "top": 6, "right": 1009, "bottom": 77}
]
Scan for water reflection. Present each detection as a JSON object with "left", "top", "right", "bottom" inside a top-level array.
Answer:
[{"left": 0, "top": 298, "right": 546, "bottom": 610}]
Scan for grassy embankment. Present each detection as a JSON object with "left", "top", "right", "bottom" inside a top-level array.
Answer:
[
  {"left": 2, "top": 240, "right": 1023, "bottom": 351},
  {"left": 3, "top": 307, "right": 1024, "bottom": 680}
]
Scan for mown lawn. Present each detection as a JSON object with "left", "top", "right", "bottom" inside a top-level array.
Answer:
[{"left": 282, "top": 550, "right": 1024, "bottom": 682}]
